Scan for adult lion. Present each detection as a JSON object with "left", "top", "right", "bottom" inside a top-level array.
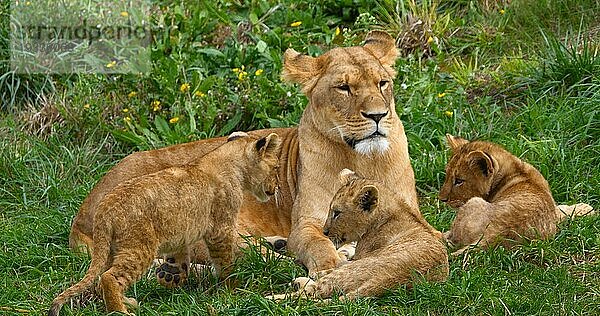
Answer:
[{"left": 69, "top": 30, "right": 417, "bottom": 278}]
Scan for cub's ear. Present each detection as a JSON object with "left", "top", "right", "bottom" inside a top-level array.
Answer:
[
  {"left": 363, "top": 30, "right": 399, "bottom": 71},
  {"left": 281, "top": 48, "right": 323, "bottom": 93},
  {"left": 354, "top": 185, "right": 379, "bottom": 213},
  {"left": 227, "top": 131, "right": 249, "bottom": 142},
  {"left": 445, "top": 134, "right": 469, "bottom": 151},
  {"left": 256, "top": 133, "right": 281, "bottom": 157},
  {"left": 339, "top": 168, "right": 359, "bottom": 185},
  {"left": 467, "top": 150, "right": 494, "bottom": 177}
]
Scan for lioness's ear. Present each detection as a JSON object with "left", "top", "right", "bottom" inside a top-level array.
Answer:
[
  {"left": 227, "top": 131, "right": 248, "bottom": 142},
  {"left": 354, "top": 185, "right": 379, "bottom": 213},
  {"left": 281, "top": 48, "right": 323, "bottom": 92},
  {"left": 256, "top": 133, "right": 281, "bottom": 157},
  {"left": 445, "top": 134, "right": 469, "bottom": 151},
  {"left": 363, "top": 30, "right": 399, "bottom": 71},
  {"left": 467, "top": 150, "right": 494, "bottom": 177},
  {"left": 339, "top": 168, "right": 359, "bottom": 185}
]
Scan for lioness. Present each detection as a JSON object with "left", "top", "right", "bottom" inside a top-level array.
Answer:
[
  {"left": 49, "top": 132, "right": 281, "bottom": 316},
  {"left": 440, "top": 134, "right": 594, "bottom": 254},
  {"left": 69, "top": 30, "right": 417, "bottom": 283},
  {"left": 269, "top": 169, "right": 448, "bottom": 300}
]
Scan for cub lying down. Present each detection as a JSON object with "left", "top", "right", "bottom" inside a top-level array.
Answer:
[
  {"left": 269, "top": 169, "right": 448, "bottom": 300},
  {"left": 440, "top": 134, "right": 594, "bottom": 254},
  {"left": 49, "top": 132, "right": 281, "bottom": 316}
]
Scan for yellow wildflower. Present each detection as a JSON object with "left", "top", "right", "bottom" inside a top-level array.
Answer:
[
  {"left": 500, "top": 9, "right": 506, "bottom": 15},
  {"left": 255, "top": 69, "right": 264, "bottom": 76},
  {"left": 120, "top": 11, "right": 129, "bottom": 17},
  {"left": 151, "top": 100, "right": 161, "bottom": 112},
  {"left": 122, "top": 108, "right": 129, "bottom": 113},
  {"left": 444, "top": 111, "right": 454, "bottom": 118},
  {"left": 83, "top": 103, "right": 90, "bottom": 109},
  {"left": 26, "top": 1, "right": 31, "bottom": 5},
  {"left": 238, "top": 71, "right": 248, "bottom": 81},
  {"left": 335, "top": 27, "right": 341, "bottom": 36},
  {"left": 194, "top": 91, "right": 206, "bottom": 97},
  {"left": 290, "top": 21, "right": 302, "bottom": 27},
  {"left": 127, "top": 91, "right": 137, "bottom": 98},
  {"left": 427, "top": 36, "right": 434, "bottom": 44},
  {"left": 437, "top": 92, "right": 446, "bottom": 98},
  {"left": 124, "top": 116, "right": 132, "bottom": 122},
  {"left": 169, "top": 117, "right": 179, "bottom": 124},
  {"left": 106, "top": 60, "right": 117, "bottom": 68},
  {"left": 179, "top": 83, "right": 190, "bottom": 93}
]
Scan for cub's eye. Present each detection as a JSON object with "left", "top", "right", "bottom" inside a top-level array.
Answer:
[
  {"left": 332, "top": 210, "right": 342, "bottom": 220},
  {"left": 336, "top": 84, "right": 350, "bottom": 93},
  {"left": 379, "top": 80, "right": 389, "bottom": 89},
  {"left": 453, "top": 178, "right": 464, "bottom": 186}
]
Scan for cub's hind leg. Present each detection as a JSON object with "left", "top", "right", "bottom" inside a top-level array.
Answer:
[
  {"left": 205, "top": 227, "right": 238, "bottom": 284},
  {"left": 156, "top": 250, "right": 192, "bottom": 288},
  {"left": 100, "top": 239, "right": 158, "bottom": 314}
]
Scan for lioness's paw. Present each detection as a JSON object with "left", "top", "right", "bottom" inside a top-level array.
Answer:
[
  {"left": 156, "top": 258, "right": 188, "bottom": 288},
  {"left": 264, "top": 236, "right": 288, "bottom": 252},
  {"left": 292, "top": 277, "right": 315, "bottom": 290}
]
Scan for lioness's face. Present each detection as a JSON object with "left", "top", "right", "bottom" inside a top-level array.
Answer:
[
  {"left": 311, "top": 47, "right": 396, "bottom": 156},
  {"left": 282, "top": 31, "right": 400, "bottom": 156},
  {"left": 439, "top": 148, "right": 495, "bottom": 208},
  {"left": 323, "top": 179, "right": 379, "bottom": 245},
  {"left": 246, "top": 134, "right": 281, "bottom": 203}
]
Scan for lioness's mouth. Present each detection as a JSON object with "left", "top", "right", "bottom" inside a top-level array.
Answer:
[{"left": 344, "top": 131, "right": 386, "bottom": 148}]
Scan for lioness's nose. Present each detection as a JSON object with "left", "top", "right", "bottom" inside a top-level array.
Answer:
[{"left": 361, "top": 111, "right": 388, "bottom": 123}]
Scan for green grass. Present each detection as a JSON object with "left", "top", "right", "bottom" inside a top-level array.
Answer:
[{"left": 1, "top": 0, "right": 599, "bottom": 315}]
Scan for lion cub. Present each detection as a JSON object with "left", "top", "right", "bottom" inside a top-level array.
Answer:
[
  {"left": 49, "top": 132, "right": 281, "bottom": 316},
  {"left": 440, "top": 134, "right": 594, "bottom": 255},
  {"left": 270, "top": 169, "right": 448, "bottom": 300}
]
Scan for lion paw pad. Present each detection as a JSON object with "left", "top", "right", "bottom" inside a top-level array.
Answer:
[{"left": 156, "top": 260, "right": 187, "bottom": 288}]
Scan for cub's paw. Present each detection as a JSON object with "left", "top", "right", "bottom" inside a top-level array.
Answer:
[
  {"left": 155, "top": 258, "right": 188, "bottom": 288},
  {"left": 336, "top": 242, "right": 356, "bottom": 261}
]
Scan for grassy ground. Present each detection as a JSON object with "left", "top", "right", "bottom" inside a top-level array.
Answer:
[{"left": 1, "top": 0, "right": 599, "bottom": 315}]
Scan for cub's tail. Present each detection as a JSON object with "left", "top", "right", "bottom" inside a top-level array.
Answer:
[
  {"left": 556, "top": 203, "right": 595, "bottom": 221},
  {"left": 48, "top": 225, "right": 112, "bottom": 316}
]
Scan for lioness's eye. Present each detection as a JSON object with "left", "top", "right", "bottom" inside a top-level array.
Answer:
[
  {"left": 454, "top": 178, "right": 464, "bottom": 186},
  {"left": 379, "top": 80, "right": 389, "bottom": 89},
  {"left": 337, "top": 84, "right": 350, "bottom": 92}
]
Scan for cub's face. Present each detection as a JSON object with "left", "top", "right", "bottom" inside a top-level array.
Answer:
[
  {"left": 323, "top": 176, "right": 379, "bottom": 245},
  {"left": 244, "top": 133, "right": 281, "bottom": 203},
  {"left": 282, "top": 31, "right": 400, "bottom": 156},
  {"left": 439, "top": 145, "right": 495, "bottom": 208}
]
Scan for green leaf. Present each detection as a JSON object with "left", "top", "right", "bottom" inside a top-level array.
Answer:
[
  {"left": 154, "top": 116, "right": 171, "bottom": 135},
  {"left": 196, "top": 48, "right": 225, "bottom": 58},
  {"left": 256, "top": 40, "right": 268, "bottom": 53},
  {"left": 249, "top": 12, "right": 259, "bottom": 25}
]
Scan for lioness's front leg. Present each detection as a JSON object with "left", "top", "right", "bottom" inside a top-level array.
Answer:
[{"left": 288, "top": 217, "right": 341, "bottom": 276}]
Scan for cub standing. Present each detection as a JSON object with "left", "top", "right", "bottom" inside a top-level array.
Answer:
[
  {"left": 440, "top": 134, "right": 594, "bottom": 255},
  {"left": 49, "top": 132, "right": 281, "bottom": 315}
]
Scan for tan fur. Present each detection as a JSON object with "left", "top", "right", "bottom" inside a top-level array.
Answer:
[
  {"left": 68, "top": 30, "right": 417, "bottom": 280},
  {"left": 49, "top": 133, "right": 281, "bottom": 316},
  {"left": 269, "top": 169, "right": 448, "bottom": 300},
  {"left": 440, "top": 134, "right": 594, "bottom": 254}
]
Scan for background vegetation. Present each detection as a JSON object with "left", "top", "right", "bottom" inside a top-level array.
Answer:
[{"left": 1, "top": 0, "right": 598, "bottom": 314}]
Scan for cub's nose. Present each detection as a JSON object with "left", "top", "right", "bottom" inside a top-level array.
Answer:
[
  {"left": 323, "top": 228, "right": 330, "bottom": 236},
  {"left": 361, "top": 111, "right": 388, "bottom": 123}
]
